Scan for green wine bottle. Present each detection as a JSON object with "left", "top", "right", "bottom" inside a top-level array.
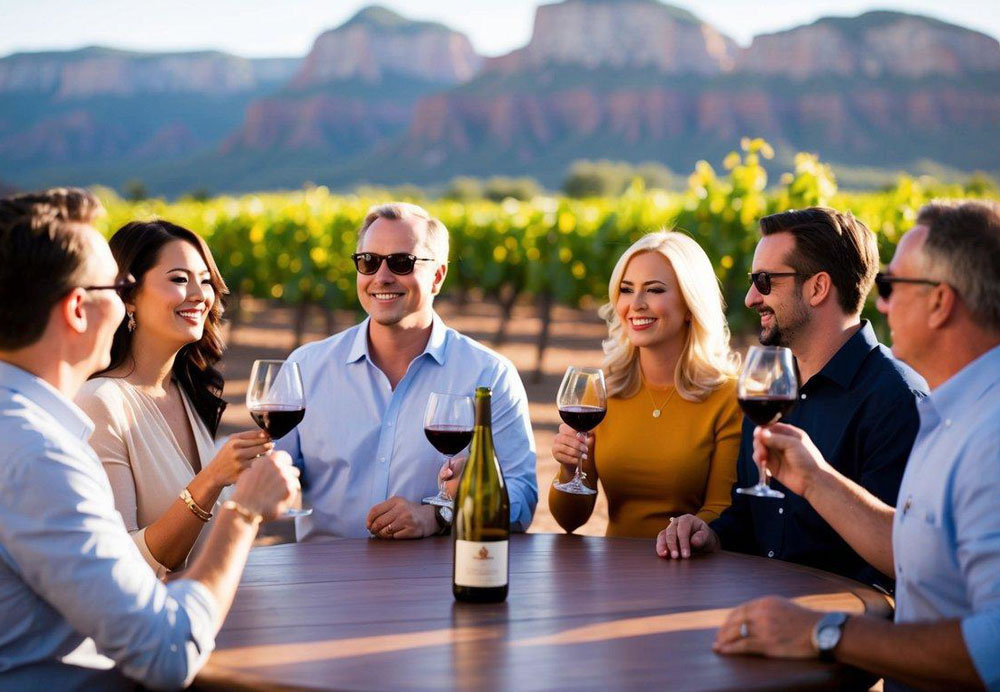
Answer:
[{"left": 452, "top": 386, "right": 510, "bottom": 603}]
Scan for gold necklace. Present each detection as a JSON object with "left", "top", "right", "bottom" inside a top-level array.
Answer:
[{"left": 645, "top": 381, "right": 676, "bottom": 418}]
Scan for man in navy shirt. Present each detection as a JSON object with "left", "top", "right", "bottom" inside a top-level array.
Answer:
[{"left": 657, "top": 207, "right": 927, "bottom": 588}]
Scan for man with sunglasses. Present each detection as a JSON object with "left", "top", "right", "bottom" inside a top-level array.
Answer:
[
  {"left": 659, "top": 207, "right": 927, "bottom": 590},
  {"left": 276, "top": 202, "right": 537, "bottom": 541},
  {"left": 712, "top": 200, "right": 1000, "bottom": 689},
  {"left": 0, "top": 189, "right": 300, "bottom": 687}
]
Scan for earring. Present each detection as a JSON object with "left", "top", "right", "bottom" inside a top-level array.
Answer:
[{"left": 127, "top": 312, "right": 136, "bottom": 333}]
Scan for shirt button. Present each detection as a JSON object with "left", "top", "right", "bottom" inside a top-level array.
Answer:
[
  {"left": 778, "top": 508, "right": 784, "bottom": 514},
  {"left": 767, "top": 550, "right": 775, "bottom": 558},
  {"left": 380, "top": 456, "right": 386, "bottom": 463},
  {"left": 800, "top": 393, "right": 807, "bottom": 400},
  {"left": 944, "top": 419, "right": 952, "bottom": 427}
]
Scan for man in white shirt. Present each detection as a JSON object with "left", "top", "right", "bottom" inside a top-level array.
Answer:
[
  {"left": 0, "top": 188, "right": 300, "bottom": 688},
  {"left": 278, "top": 203, "right": 538, "bottom": 540}
]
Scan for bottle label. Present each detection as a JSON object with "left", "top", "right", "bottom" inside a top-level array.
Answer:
[{"left": 454, "top": 540, "right": 508, "bottom": 588}]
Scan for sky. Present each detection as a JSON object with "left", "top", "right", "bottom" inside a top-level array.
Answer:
[{"left": 1, "top": 0, "right": 998, "bottom": 59}]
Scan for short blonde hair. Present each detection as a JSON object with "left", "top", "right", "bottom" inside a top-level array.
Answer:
[
  {"left": 358, "top": 202, "right": 449, "bottom": 264},
  {"left": 599, "top": 230, "right": 739, "bottom": 401}
]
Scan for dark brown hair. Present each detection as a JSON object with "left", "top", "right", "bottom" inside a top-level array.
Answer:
[
  {"left": 916, "top": 200, "right": 1000, "bottom": 332},
  {"left": 759, "top": 207, "right": 879, "bottom": 314},
  {"left": 0, "top": 188, "right": 104, "bottom": 349},
  {"left": 96, "top": 220, "right": 229, "bottom": 435}
]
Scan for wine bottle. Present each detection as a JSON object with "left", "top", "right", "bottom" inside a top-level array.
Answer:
[{"left": 452, "top": 386, "right": 510, "bottom": 603}]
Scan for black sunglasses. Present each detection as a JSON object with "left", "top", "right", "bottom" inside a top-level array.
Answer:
[
  {"left": 351, "top": 252, "right": 435, "bottom": 275},
  {"left": 81, "top": 273, "right": 136, "bottom": 299},
  {"left": 748, "top": 271, "right": 809, "bottom": 296},
  {"left": 874, "top": 272, "right": 940, "bottom": 300}
]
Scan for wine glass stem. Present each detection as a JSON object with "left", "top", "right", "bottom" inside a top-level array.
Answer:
[
  {"left": 438, "top": 455, "right": 452, "bottom": 498},
  {"left": 575, "top": 449, "right": 586, "bottom": 483}
]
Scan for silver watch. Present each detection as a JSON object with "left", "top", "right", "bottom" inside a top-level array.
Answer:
[{"left": 811, "top": 611, "right": 848, "bottom": 661}]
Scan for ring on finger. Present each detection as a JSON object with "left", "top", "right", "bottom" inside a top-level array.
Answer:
[{"left": 739, "top": 621, "right": 749, "bottom": 639}]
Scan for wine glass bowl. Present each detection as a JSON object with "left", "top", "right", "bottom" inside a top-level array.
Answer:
[
  {"left": 423, "top": 392, "right": 475, "bottom": 508},
  {"left": 735, "top": 346, "right": 799, "bottom": 499},
  {"left": 553, "top": 366, "right": 607, "bottom": 496}
]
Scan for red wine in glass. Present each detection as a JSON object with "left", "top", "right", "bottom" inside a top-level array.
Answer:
[
  {"left": 250, "top": 405, "right": 306, "bottom": 440},
  {"left": 737, "top": 397, "right": 796, "bottom": 427},
  {"left": 424, "top": 425, "right": 474, "bottom": 457},
  {"left": 558, "top": 405, "right": 607, "bottom": 432}
]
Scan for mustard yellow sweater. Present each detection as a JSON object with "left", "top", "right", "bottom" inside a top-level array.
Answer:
[{"left": 549, "top": 377, "right": 742, "bottom": 538}]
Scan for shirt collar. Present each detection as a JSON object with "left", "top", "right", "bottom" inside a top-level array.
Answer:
[
  {"left": 0, "top": 360, "right": 94, "bottom": 440},
  {"left": 925, "top": 342, "right": 1000, "bottom": 421},
  {"left": 345, "top": 313, "right": 449, "bottom": 366},
  {"left": 811, "top": 320, "right": 880, "bottom": 390}
]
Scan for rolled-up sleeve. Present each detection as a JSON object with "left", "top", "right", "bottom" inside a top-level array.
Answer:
[
  {"left": 0, "top": 442, "right": 218, "bottom": 690},
  {"left": 488, "top": 360, "right": 538, "bottom": 531}
]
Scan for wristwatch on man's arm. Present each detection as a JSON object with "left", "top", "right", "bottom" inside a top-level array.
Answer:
[
  {"left": 422, "top": 501, "right": 453, "bottom": 535},
  {"left": 812, "top": 612, "right": 849, "bottom": 661}
]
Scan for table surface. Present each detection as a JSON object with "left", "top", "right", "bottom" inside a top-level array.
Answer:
[{"left": 195, "top": 533, "right": 891, "bottom": 691}]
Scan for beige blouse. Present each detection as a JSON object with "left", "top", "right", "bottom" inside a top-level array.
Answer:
[{"left": 76, "top": 377, "right": 216, "bottom": 577}]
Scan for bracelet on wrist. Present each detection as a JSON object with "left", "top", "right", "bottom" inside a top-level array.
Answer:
[
  {"left": 222, "top": 500, "right": 263, "bottom": 527},
  {"left": 179, "top": 488, "right": 213, "bottom": 522}
]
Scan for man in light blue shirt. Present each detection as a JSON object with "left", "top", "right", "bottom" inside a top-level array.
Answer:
[
  {"left": 711, "top": 199, "right": 1000, "bottom": 689},
  {"left": 278, "top": 202, "right": 537, "bottom": 540},
  {"left": 0, "top": 189, "right": 299, "bottom": 688}
]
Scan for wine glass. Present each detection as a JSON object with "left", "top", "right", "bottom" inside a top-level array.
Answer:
[
  {"left": 423, "top": 392, "right": 475, "bottom": 507},
  {"left": 247, "top": 359, "right": 312, "bottom": 517},
  {"left": 735, "top": 346, "right": 799, "bottom": 499},
  {"left": 553, "top": 366, "right": 607, "bottom": 495}
]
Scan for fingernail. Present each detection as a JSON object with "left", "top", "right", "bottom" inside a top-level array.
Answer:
[
  {"left": 682, "top": 550, "right": 689, "bottom": 558},
  {"left": 671, "top": 551, "right": 678, "bottom": 558}
]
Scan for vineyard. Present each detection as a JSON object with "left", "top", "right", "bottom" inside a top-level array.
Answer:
[{"left": 97, "top": 139, "right": 998, "bottom": 376}]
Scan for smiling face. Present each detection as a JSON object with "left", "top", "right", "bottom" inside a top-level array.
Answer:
[
  {"left": 615, "top": 251, "right": 690, "bottom": 353},
  {"left": 129, "top": 239, "right": 214, "bottom": 350},
  {"left": 356, "top": 216, "right": 445, "bottom": 329},
  {"left": 745, "top": 232, "right": 810, "bottom": 348}
]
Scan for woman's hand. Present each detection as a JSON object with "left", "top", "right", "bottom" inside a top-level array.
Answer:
[
  {"left": 551, "top": 423, "right": 594, "bottom": 473},
  {"left": 206, "top": 430, "right": 273, "bottom": 488}
]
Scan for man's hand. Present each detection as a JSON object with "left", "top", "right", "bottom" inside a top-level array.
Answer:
[
  {"left": 753, "top": 423, "right": 831, "bottom": 498},
  {"left": 438, "top": 454, "right": 468, "bottom": 500},
  {"left": 655, "top": 514, "right": 721, "bottom": 559},
  {"left": 366, "top": 497, "right": 436, "bottom": 539},
  {"left": 713, "top": 596, "right": 824, "bottom": 659}
]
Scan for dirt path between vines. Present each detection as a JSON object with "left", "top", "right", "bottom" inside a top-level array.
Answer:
[{"left": 218, "top": 297, "right": 610, "bottom": 538}]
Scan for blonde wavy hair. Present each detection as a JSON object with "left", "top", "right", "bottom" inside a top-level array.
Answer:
[{"left": 599, "top": 230, "right": 739, "bottom": 401}]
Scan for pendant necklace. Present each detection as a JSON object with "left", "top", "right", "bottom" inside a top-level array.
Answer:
[{"left": 646, "top": 381, "right": 676, "bottom": 418}]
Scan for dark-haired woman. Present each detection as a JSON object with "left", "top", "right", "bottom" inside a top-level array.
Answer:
[{"left": 77, "top": 220, "right": 271, "bottom": 577}]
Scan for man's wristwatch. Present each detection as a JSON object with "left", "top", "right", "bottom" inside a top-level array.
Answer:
[
  {"left": 811, "top": 611, "right": 848, "bottom": 661},
  {"left": 423, "top": 501, "right": 453, "bottom": 535}
]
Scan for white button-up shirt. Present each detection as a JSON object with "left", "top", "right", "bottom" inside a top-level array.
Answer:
[
  {"left": 279, "top": 314, "right": 538, "bottom": 540},
  {"left": 0, "top": 361, "right": 218, "bottom": 689}
]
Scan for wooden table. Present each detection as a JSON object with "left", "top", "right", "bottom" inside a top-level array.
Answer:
[{"left": 195, "top": 534, "right": 891, "bottom": 691}]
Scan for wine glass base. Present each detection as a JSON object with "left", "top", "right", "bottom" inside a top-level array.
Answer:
[
  {"left": 282, "top": 507, "right": 313, "bottom": 517},
  {"left": 735, "top": 485, "right": 785, "bottom": 499},
  {"left": 553, "top": 478, "right": 597, "bottom": 495},
  {"left": 422, "top": 493, "right": 454, "bottom": 508}
]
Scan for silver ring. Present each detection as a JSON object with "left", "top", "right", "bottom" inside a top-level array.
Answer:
[{"left": 739, "top": 621, "right": 749, "bottom": 639}]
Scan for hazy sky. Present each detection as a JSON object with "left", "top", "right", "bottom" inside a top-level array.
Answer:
[{"left": 1, "top": 0, "right": 998, "bottom": 59}]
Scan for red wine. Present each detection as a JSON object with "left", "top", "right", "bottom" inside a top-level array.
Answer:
[
  {"left": 738, "top": 397, "right": 796, "bottom": 426},
  {"left": 558, "top": 405, "right": 607, "bottom": 432},
  {"left": 250, "top": 406, "right": 305, "bottom": 439},
  {"left": 425, "top": 425, "right": 474, "bottom": 456}
]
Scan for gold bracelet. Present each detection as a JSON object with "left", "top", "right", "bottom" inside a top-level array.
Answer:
[
  {"left": 179, "top": 488, "right": 213, "bottom": 522},
  {"left": 222, "top": 500, "right": 263, "bottom": 527}
]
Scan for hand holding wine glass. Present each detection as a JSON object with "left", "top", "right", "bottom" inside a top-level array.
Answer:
[
  {"left": 553, "top": 366, "right": 607, "bottom": 496},
  {"left": 423, "top": 392, "right": 475, "bottom": 507},
  {"left": 735, "top": 346, "right": 799, "bottom": 499},
  {"left": 247, "top": 359, "right": 311, "bottom": 517}
]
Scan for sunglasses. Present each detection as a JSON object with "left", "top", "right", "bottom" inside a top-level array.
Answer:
[
  {"left": 351, "top": 252, "right": 435, "bottom": 275},
  {"left": 874, "top": 272, "right": 940, "bottom": 300},
  {"left": 81, "top": 273, "right": 136, "bottom": 299},
  {"left": 748, "top": 271, "right": 809, "bottom": 296}
]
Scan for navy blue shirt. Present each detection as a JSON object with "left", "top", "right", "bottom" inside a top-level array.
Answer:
[{"left": 710, "top": 321, "right": 928, "bottom": 588}]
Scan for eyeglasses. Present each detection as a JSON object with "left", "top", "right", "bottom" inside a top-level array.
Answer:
[
  {"left": 81, "top": 273, "right": 136, "bottom": 299},
  {"left": 874, "top": 272, "right": 940, "bottom": 300},
  {"left": 748, "top": 271, "right": 810, "bottom": 296},
  {"left": 351, "top": 252, "right": 435, "bottom": 275}
]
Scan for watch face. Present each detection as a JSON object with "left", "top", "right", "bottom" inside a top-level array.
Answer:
[
  {"left": 817, "top": 626, "right": 841, "bottom": 650},
  {"left": 439, "top": 505, "right": 454, "bottom": 523}
]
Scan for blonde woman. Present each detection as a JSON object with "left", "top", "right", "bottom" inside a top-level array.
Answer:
[{"left": 549, "top": 231, "right": 742, "bottom": 538}]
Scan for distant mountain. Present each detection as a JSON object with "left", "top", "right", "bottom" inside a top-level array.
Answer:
[{"left": 2, "top": 2, "right": 999, "bottom": 195}]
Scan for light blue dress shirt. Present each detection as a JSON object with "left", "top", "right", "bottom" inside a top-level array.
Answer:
[
  {"left": 278, "top": 313, "right": 538, "bottom": 540},
  {"left": 0, "top": 361, "right": 218, "bottom": 690},
  {"left": 892, "top": 344, "right": 1000, "bottom": 690}
]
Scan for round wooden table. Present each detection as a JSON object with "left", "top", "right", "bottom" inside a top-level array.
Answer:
[{"left": 195, "top": 533, "right": 890, "bottom": 691}]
